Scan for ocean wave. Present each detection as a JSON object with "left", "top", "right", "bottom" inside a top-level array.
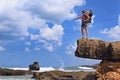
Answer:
[{"left": 6, "top": 66, "right": 95, "bottom": 72}]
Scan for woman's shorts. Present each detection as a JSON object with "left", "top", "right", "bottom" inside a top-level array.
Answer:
[{"left": 81, "top": 22, "right": 88, "bottom": 28}]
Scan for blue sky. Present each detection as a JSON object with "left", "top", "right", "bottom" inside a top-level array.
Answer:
[{"left": 0, "top": 0, "right": 120, "bottom": 67}]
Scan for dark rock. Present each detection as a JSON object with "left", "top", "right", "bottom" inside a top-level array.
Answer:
[
  {"left": 31, "top": 72, "right": 40, "bottom": 79},
  {"left": 29, "top": 62, "right": 40, "bottom": 70},
  {"left": 0, "top": 68, "right": 32, "bottom": 76},
  {"left": 75, "top": 38, "right": 120, "bottom": 60}
]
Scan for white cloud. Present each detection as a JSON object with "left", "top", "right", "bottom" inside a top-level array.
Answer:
[
  {"left": 34, "top": 47, "right": 40, "bottom": 51},
  {"left": 40, "top": 24, "right": 64, "bottom": 46},
  {"left": 90, "top": 37, "right": 101, "bottom": 40},
  {"left": 30, "top": 34, "right": 39, "bottom": 40},
  {"left": 44, "top": 43, "right": 54, "bottom": 52},
  {"left": 0, "top": 0, "right": 85, "bottom": 51},
  {"left": 29, "top": 24, "right": 64, "bottom": 52},
  {"left": 25, "top": 0, "right": 86, "bottom": 23},
  {"left": 101, "top": 15, "right": 120, "bottom": 40},
  {"left": 118, "top": 15, "right": 120, "bottom": 25},
  {"left": 65, "top": 42, "right": 77, "bottom": 54},
  {"left": 101, "top": 25, "right": 120, "bottom": 40},
  {"left": 25, "top": 47, "right": 30, "bottom": 52},
  {"left": 0, "top": 46, "right": 5, "bottom": 51},
  {"left": 0, "top": 0, "right": 42, "bottom": 40},
  {"left": 25, "top": 42, "right": 31, "bottom": 46}
]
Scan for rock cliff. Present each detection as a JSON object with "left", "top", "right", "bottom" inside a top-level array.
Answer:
[
  {"left": 75, "top": 38, "right": 120, "bottom": 80},
  {"left": 96, "top": 60, "right": 120, "bottom": 80},
  {"left": 75, "top": 38, "right": 120, "bottom": 60}
]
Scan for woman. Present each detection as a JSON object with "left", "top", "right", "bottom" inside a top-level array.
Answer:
[{"left": 76, "top": 10, "right": 90, "bottom": 38}]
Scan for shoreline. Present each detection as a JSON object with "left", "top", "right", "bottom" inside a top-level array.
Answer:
[
  {"left": 0, "top": 66, "right": 97, "bottom": 79},
  {"left": 0, "top": 71, "right": 97, "bottom": 80},
  {"left": 0, "top": 68, "right": 32, "bottom": 76},
  {"left": 37, "top": 70, "right": 97, "bottom": 80}
]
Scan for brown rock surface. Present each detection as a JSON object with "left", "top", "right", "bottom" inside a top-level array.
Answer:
[
  {"left": 75, "top": 38, "right": 120, "bottom": 60},
  {"left": 75, "top": 38, "right": 120, "bottom": 80},
  {"left": 0, "top": 68, "right": 32, "bottom": 76},
  {"left": 96, "top": 60, "right": 120, "bottom": 80},
  {"left": 38, "top": 71, "right": 96, "bottom": 80}
]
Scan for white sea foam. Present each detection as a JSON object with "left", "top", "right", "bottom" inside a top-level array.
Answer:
[
  {"left": 32, "top": 67, "right": 56, "bottom": 72},
  {"left": 78, "top": 66, "right": 95, "bottom": 72},
  {"left": 6, "top": 66, "right": 95, "bottom": 72},
  {"left": 8, "top": 67, "right": 56, "bottom": 72},
  {"left": 8, "top": 68, "right": 29, "bottom": 71},
  {"left": 78, "top": 66, "right": 94, "bottom": 70}
]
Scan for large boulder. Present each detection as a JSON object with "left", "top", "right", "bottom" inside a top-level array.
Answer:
[
  {"left": 96, "top": 60, "right": 120, "bottom": 80},
  {"left": 29, "top": 62, "right": 40, "bottom": 70},
  {"left": 75, "top": 38, "right": 120, "bottom": 80},
  {"left": 75, "top": 38, "right": 120, "bottom": 60}
]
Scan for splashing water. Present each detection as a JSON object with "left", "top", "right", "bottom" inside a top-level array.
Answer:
[{"left": 53, "top": 54, "right": 64, "bottom": 70}]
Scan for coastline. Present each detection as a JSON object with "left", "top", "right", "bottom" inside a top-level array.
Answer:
[
  {"left": 0, "top": 66, "right": 97, "bottom": 80},
  {"left": 38, "top": 70, "right": 97, "bottom": 80},
  {"left": 0, "top": 68, "right": 32, "bottom": 76}
]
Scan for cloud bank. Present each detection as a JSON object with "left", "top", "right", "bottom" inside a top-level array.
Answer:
[
  {"left": 101, "top": 15, "right": 120, "bottom": 40},
  {"left": 0, "top": 0, "right": 85, "bottom": 51},
  {"left": 0, "top": 46, "right": 5, "bottom": 51}
]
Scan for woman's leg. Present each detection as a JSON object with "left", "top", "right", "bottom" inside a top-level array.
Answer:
[
  {"left": 81, "top": 27, "right": 84, "bottom": 38},
  {"left": 85, "top": 27, "right": 88, "bottom": 38}
]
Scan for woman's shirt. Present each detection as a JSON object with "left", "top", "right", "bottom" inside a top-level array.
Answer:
[{"left": 81, "top": 13, "right": 89, "bottom": 23}]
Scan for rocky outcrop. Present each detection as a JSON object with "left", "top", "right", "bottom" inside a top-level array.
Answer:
[
  {"left": 0, "top": 68, "right": 32, "bottom": 76},
  {"left": 75, "top": 38, "right": 120, "bottom": 60},
  {"left": 75, "top": 38, "right": 120, "bottom": 80},
  {"left": 29, "top": 62, "right": 40, "bottom": 70},
  {"left": 96, "top": 60, "right": 120, "bottom": 80},
  {"left": 38, "top": 71, "right": 96, "bottom": 80},
  {"left": 31, "top": 72, "right": 40, "bottom": 79}
]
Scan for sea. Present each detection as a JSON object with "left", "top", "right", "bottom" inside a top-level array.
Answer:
[{"left": 0, "top": 66, "right": 95, "bottom": 80}]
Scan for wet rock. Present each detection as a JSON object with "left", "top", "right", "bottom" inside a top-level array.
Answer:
[
  {"left": 31, "top": 72, "right": 40, "bottom": 79},
  {"left": 29, "top": 62, "right": 40, "bottom": 70}
]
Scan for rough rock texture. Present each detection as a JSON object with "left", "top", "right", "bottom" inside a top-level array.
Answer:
[
  {"left": 0, "top": 68, "right": 32, "bottom": 76},
  {"left": 75, "top": 38, "right": 120, "bottom": 80},
  {"left": 96, "top": 60, "right": 120, "bottom": 80},
  {"left": 37, "top": 71, "right": 96, "bottom": 80},
  {"left": 75, "top": 38, "right": 120, "bottom": 60},
  {"left": 29, "top": 62, "right": 40, "bottom": 70},
  {"left": 32, "top": 72, "right": 40, "bottom": 79}
]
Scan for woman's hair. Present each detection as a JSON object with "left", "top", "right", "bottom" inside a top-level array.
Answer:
[{"left": 82, "top": 10, "right": 85, "bottom": 13}]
